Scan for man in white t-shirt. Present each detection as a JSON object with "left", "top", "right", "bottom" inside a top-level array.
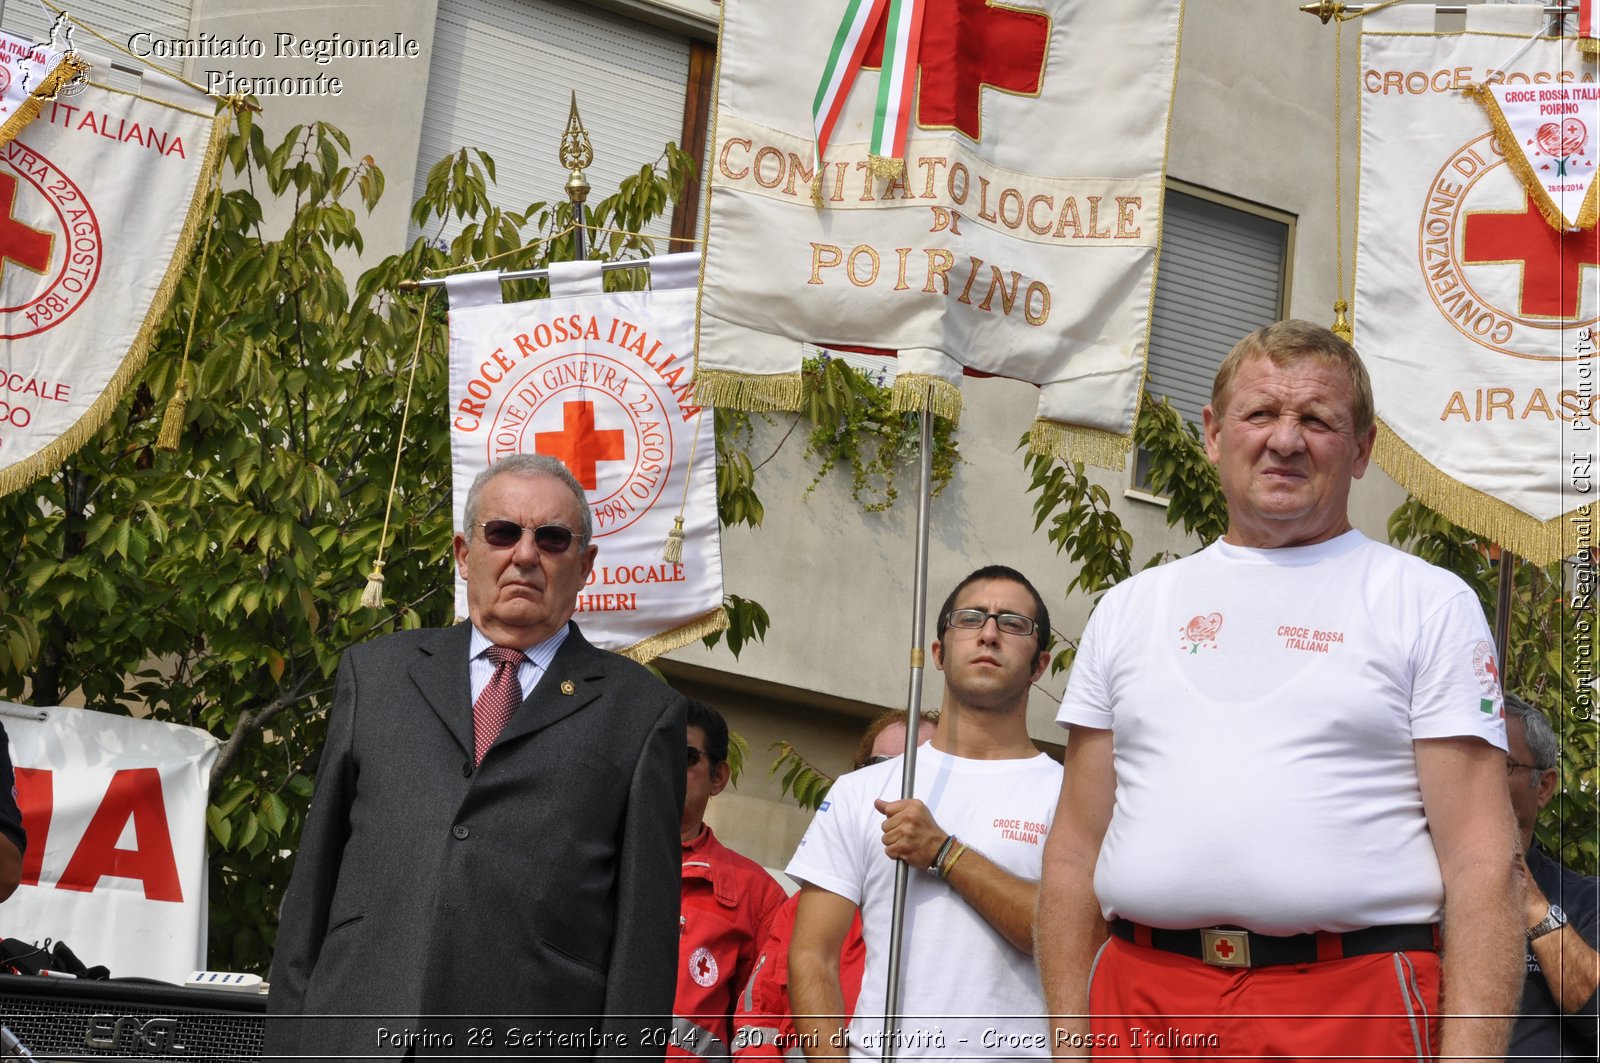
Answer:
[
  {"left": 1036, "top": 320, "right": 1523, "bottom": 1062},
  {"left": 788, "top": 566, "right": 1064, "bottom": 1061}
]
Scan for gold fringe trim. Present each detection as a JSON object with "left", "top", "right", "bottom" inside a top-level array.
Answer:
[
  {"left": 0, "top": 101, "right": 229, "bottom": 499},
  {"left": 810, "top": 173, "right": 825, "bottom": 209},
  {"left": 889, "top": 373, "right": 963, "bottom": 424},
  {"left": 691, "top": 369, "right": 805, "bottom": 412},
  {"left": 0, "top": 53, "right": 88, "bottom": 152},
  {"left": 1026, "top": 418, "right": 1132, "bottom": 472},
  {"left": 619, "top": 606, "right": 730, "bottom": 664},
  {"left": 1375, "top": 423, "right": 1588, "bottom": 566},
  {"left": 868, "top": 154, "right": 905, "bottom": 180},
  {"left": 1464, "top": 82, "right": 1587, "bottom": 231},
  {"left": 1579, "top": 174, "right": 1600, "bottom": 232},
  {"left": 1581, "top": 36, "right": 1600, "bottom": 58}
]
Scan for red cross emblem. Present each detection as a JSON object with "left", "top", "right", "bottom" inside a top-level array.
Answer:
[
  {"left": 0, "top": 172, "right": 52, "bottom": 281},
  {"left": 1463, "top": 194, "right": 1600, "bottom": 320},
  {"left": 1212, "top": 937, "right": 1234, "bottom": 960},
  {"left": 865, "top": 0, "right": 1050, "bottom": 141},
  {"left": 696, "top": 953, "right": 713, "bottom": 979},
  {"left": 534, "top": 400, "right": 625, "bottom": 490}
]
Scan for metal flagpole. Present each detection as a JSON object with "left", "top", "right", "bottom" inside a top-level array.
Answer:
[
  {"left": 1301, "top": 2, "right": 1573, "bottom": 17},
  {"left": 881, "top": 404, "right": 935, "bottom": 1063},
  {"left": 1495, "top": 548, "right": 1517, "bottom": 671}
]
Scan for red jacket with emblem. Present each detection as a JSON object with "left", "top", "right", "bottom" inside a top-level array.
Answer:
[
  {"left": 731, "top": 892, "right": 867, "bottom": 1062},
  {"left": 673, "top": 826, "right": 787, "bottom": 1062}
]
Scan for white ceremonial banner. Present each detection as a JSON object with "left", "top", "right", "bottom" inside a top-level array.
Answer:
[
  {"left": 1354, "top": 5, "right": 1597, "bottom": 563},
  {"left": 0, "top": 58, "right": 226, "bottom": 496},
  {"left": 0, "top": 703, "right": 218, "bottom": 982},
  {"left": 447, "top": 254, "right": 726, "bottom": 660},
  {"left": 696, "top": 0, "right": 1185, "bottom": 469}
]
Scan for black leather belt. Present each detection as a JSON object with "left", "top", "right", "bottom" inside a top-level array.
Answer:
[{"left": 1109, "top": 918, "right": 1440, "bottom": 969}]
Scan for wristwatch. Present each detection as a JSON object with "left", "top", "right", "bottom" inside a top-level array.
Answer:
[{"left": 1528, "top": 905, "right": 1568, "bottom": 941}]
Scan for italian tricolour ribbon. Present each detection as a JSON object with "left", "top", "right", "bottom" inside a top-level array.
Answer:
[{"left": 813, "top": 0, "right": 925, "bottom": 179}]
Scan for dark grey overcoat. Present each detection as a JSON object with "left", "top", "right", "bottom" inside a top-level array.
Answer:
[{"left": 265, "top": 621, "right": 687, "bottom": 1060}]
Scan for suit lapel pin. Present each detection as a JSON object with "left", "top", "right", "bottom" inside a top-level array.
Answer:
[{"left": 560, "top": 679, "right": 575, "bottom": 695}]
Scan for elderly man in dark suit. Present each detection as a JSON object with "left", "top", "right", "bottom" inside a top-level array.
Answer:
[{"left": 267, "top": 454, "right": 687, "bottom": 1059}]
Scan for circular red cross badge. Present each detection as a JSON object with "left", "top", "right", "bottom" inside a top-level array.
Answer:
[
  {"left": 0, "top": 140, "right": 101, "bottom": 338},
  {"left": 484, "top": 351, "right": 674, "bottom": 536}
]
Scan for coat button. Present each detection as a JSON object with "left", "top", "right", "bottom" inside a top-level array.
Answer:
[
  {"left": 462, "top": 761, "right": 474, "bottom": 778},
  {"left": 452, "top": 824, "right": 469, "bottom": 840}
]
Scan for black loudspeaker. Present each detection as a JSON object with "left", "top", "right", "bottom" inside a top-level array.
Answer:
[{"left": 0, "top": 972, "right": 265, "bottom": 1061}]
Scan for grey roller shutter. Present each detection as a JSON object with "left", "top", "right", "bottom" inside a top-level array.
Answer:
[
  {"left": 1145, "top": 188, "right": 1292, "bottom": 426},
  {"left": 414, "top": 0, "right": 690, "bottom": 248},
  {"left": 1, "top": 0, "right": 194, "bottom": 94}
]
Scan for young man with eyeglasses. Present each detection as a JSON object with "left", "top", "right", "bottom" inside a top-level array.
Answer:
[
  {"left": 268, "top": 453, "right": 687, "bottom": 1060},
  {"left": 673, "top": 700, "right": 787, "bottom": 1063},
  {"left": 786, "top": 565, "right": 1063, "bottom": 1061},
  {"left": 1039, "top": 321, "right": 1520, "bottom": 1062},
  {"left": 733, "top": 710, "right": 938, "bottom": 1063},
  {"left": 1503, "top": 693, "right": 1599, "bottom": 1062}
]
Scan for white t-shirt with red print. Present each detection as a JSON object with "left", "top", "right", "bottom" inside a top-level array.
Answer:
[{"left": 1059, "top": 529, "right": 1507, "bottom": 935}]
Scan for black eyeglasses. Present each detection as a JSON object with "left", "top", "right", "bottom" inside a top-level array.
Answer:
[
  {"left": 686, "top": 746, "right": 708, "bottom": 768},
  {"left": 1507, "top": 759, "right": 1542, "bottom": 775},
  {"left": 865, "top": 755, "right": 894, "bottom": 766},
  {"left": 475, "top": 520, "right": 582, "bottom": 554},
  {"left": 943, "top": 608, "right": 1037, "bottom": 637}
]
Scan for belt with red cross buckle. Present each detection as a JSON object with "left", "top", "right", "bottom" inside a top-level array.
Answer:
[{"left": 1199, "top": 928, "right": 1250, "bottom": 967}]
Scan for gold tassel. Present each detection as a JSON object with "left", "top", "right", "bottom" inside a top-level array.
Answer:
[
  {"left": 660, "top": 515, "right": 685, "bottom": 564},
  {"left": 1331, "top": 299, "right": 1353, "bottom": 341},
  {"left": 156, "top": 376, "right": 188, "bottom": 451},
  {"left": 1027, "top": 418, "right": 1133, "bottom": 472},
  {"left": 890, "top": 373, "right": 963, "bottom": 423},
  {"left": 1581, "top": 36, "right": 1600, "bottom": 58},
  {"left": 810, "top": 173, "right": 825, "bottom": 209},
  {"left": 868, "top": 154, "right": 905, "bottom": 180},
  {"left": 359, "top": 559, "right": 385, "bottom": 609}
]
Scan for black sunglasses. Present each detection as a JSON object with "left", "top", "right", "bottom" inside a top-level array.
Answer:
[
  {"left": 686, "top": 746, "right": 708, "bottom": 768},
  {"left": 475, "top": 520, "right": 582, "bottom": 554}
]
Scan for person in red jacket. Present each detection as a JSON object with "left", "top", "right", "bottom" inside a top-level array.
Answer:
[
  {"left": 730, "top": 709, "right": 938, "bottom": 1062},
  {"left": 674, "top": 700, "right": 788, "bottom": 1063}
]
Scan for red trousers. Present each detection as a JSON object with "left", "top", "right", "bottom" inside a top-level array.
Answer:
[{"left": 1086, "top": 936, "right": 1441, "bottom": 1062}]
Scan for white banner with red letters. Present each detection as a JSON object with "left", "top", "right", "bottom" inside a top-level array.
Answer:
[
  {"left": 0, "top": 48, "right": 226, "bottom": 497},
  {"left": 695, "top": 0, "right": 1184, "bottom": 470},
  {"left": 0, "top": 702, "right": 218, "bottom": 982},
  {"left": 1354, "top": 5, "right": 1596, "bottom": 564},
  {"left": 447, "top": 255, "right": 726, "bottom": 660}
]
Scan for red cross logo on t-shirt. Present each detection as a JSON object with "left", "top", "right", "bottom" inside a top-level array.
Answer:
[
  {"left": 534, "top": 400, "right": 625, "bottom": 490},
  {"left": 1463, "top": 194, "right": 1600, "bottom": 320},
  {"left": 0, "top": 172, "right": 52, "bottom": 282},
  {"left": 864, "top": 0, "right": 1051, "bottom": 141}
]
